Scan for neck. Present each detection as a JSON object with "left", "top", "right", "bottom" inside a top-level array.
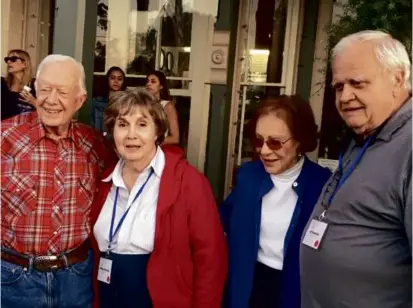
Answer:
[
  {"left": 11, "top": 72, "right": 24, "bottom": 87},
  {"left": 44, "top": 123, "right": 71, "bottom": 140},
  {"left": 124, "top": 147, "right": 157, "bottom": 175}
]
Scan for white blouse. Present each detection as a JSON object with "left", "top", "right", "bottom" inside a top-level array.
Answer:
[
  {"left": 257, "top": 157, "right": 304, "bottom": 270},
  {"left": 93, "top": 147, "right": 165, "bottom": 255}
]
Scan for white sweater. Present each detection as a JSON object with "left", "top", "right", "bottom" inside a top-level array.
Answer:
[{"left": 257, "top": 157, "right": 304, "bottom": 270}]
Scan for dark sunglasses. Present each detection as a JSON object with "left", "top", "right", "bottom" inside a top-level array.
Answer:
[
  {"left": 4, "top": 56, "right": 24, "bottom": 64},
  {"left": 253, "top": 137, "right": 292, "bottom": 151}
]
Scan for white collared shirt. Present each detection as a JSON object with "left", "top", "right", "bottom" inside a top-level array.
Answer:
[
  {"left": 257, "top": 157, "right": 304, "bottom": 270},
  {"left": 93, "top": 147, "right": 165, "bottom": 254}
]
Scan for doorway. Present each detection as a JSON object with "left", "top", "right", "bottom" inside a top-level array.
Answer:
[
  {"left": 224, "top": 0, "right": 304, "bottom": 195},
  {"left": 92, "top": 0, "right": 217, "bottom": 171}
]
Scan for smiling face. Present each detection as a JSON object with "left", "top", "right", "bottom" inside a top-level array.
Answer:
[
  {"left": 146, "top": 74, "right": 162, "bottom": 99},
  {"left": 108, "top": 70, "right": 124, "bottom": 92},
  {"left": 113, "top": 106, "right": 158, "bottom": 165},
  {"left": 255, "top": 113, "right": 300, "bottom": 175},
  {"left": 332, "top": 42, "right": 404, "bottom": 137},
  {"left": 35, "top": 61, "right": 85, "bottom": 134}
]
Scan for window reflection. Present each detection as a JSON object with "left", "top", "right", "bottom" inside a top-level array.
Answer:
[
  {"left": 93, "top": 0, "right": 194, "bottom": 77},
  {"left": 242, "top": 0, "right": 287, "bottom": 84}
]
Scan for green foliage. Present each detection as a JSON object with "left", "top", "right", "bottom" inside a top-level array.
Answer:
[{"left": 327, "top": 0, "right": 412, "bottom": 53}]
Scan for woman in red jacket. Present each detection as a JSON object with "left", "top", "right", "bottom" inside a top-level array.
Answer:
[{"left": 89, "top": 88, "right": 227, "bottom": 308}]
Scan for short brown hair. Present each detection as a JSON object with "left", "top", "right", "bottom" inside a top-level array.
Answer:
[
  {"left": 249, "top": 95, "right": 319, "bottom": 154},
  {"left": 103, "top": 88, "right": 168, "bottom": 144}
]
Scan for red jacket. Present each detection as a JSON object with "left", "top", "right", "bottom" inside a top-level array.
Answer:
[{"left": 90, "top": 145, "right": 228, "bottom": 308}]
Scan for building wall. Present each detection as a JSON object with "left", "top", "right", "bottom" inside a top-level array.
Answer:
[
  {"left": 2, "top": 0, "right": 26, "bottom": 75},
  {"left": 1, "top": 0, "right": 53, "bottom": 76}
]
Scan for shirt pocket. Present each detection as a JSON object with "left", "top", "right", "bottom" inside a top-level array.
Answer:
[
  {"left": 1, "top": 174, "right": 38, "bottom": 218},
  {"left": 128, "top": 217, "right": 156, "bottom": 253},
  {"left": 77, "top": 176, "right": 96, "bottom": 214}
]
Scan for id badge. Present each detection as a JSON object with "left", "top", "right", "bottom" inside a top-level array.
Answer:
[
  {"left": 97, "top": 257, "right": 113, "bottom": 284},
  {"left": 302, "top": 219, "right": 328, "bottom": 250}
]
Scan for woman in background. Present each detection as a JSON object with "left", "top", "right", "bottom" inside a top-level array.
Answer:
[
  {"left": 1, "top": 49, "right": 36, "bottom": 120},
  {"left": 220, "top": 96, "right": 332, "bottom": 308},
  {"left": 146, "top": 70, "right": 180, "bottom": 145},
  {"left": 92, "top": 66, "right": 127, "bottom": 132}
]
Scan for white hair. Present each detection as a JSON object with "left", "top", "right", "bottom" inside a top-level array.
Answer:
[
  {"left": 35, "top": 54, "right": 87, "bottom": 95},
  {"left": 332, "top": 30, "right": 411, "bottom": 91}
]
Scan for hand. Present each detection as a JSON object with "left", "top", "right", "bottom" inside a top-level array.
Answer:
[{"left": 19, "top": 90, "right": 37, "bottom": 106}]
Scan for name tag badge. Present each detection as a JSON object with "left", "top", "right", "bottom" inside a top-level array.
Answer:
[
  {"left": 302, "top": 219, "right": 328, "bottom": 250},
  {"left": 97, "top": 257, "right": 113, "bottom": 284}
]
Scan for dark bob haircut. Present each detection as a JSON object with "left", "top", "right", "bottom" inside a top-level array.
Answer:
[{"left": 249, "top": 95, "right": 319, "bottom": 154}]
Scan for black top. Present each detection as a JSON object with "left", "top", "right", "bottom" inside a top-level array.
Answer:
[{"left": 1, "top": 77, "right": 36, "bottom": 121}]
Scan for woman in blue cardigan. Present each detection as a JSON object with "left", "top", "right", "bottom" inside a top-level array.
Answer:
[{"left": 220, "top": 96, "right": 331, "bottom": 308}]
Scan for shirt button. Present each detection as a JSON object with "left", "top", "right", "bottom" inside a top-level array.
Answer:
[
  {"left": 293, "top": 182, "right": 298, "bottom": 187},
  {"left": 53, "top": 231, "right": 58, "bottom": 235},
  {"left": 16, "top": 188, "right": 20, "bottom": 192},
  {"left": 56, "top": 180, "right": 61, "bottom": 185}
]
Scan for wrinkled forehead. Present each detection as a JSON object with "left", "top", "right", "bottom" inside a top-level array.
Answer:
[
  {"left": 333, "top": 42, "right": 379, "bottom": 70},
  {"left": 37, "top": 61, "right": 79, "bottom": 89},
  {"left": 332, "top": 42, "right": 384, "bottom": 80}
]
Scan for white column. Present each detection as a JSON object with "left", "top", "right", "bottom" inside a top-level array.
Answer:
[
  {"left": 283, "top": 0, "right": 303, "bottom": 95},
  {"left": 185, "top": 13, "right": 215, "bottom": 171},
  {"left": 52, "top": 0, "right": 86, "bottom": 62},
  {"left": 307, "top": 0, "right": 334, "bottom": 161}
]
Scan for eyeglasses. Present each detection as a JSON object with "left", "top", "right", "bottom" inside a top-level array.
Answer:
[
  {"left": 4, "top": 56, "right": 24, "bottom": 64},
  {"left": 253, "top": 137, "right": 292, "bottom": 151}
]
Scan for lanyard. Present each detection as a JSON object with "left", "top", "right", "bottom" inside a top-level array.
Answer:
[
  {"left": 107, "top": 168, "right": 154, "bottom": 253},
  {"left": 326, "top": 135, "right": 374, "bottom": 208}
]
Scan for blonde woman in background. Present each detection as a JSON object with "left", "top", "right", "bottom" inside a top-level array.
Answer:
[{"left": 1, "top": 49, "right": 36, "bottom": 120}]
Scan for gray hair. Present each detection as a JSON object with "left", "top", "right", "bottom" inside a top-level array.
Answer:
[
  {"left": 332, "top": 30, "right": 411, "bottom": 91},
  {"left": 35, "top": 54, "right": 87, "bottom": 95}
]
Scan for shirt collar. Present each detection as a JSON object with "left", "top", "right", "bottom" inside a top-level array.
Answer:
[
  {"left": 27, "top": 114, "right": 82, "bottom": 148},
  {"left": 102, "top": 146, "right": 165, "bottom": 185},
  {"left": 375, "top": 97, "right": 412, "bottom": 142}
]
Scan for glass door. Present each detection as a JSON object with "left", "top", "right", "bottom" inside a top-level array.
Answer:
[
  {"left": 224, "top": 0, "right": 304, "bottom": 195},
  {"left": 92, "top": 0, "right": 217, "bottom": 171}
]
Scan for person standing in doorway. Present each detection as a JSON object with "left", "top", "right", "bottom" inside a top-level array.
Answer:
[
  {"left": 146, "top": 70, "right": 180, "bottom": 145},
  {"left": 300, "top": 30, "right": 412, "bottom": 308},
  {"left": 1, "top": 54, "right": 117, "bottom": 308}
]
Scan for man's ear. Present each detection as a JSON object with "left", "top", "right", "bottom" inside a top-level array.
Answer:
[
  {"left": 393, "top": 70, "right": 406, "bottom": 97},
  {"left": 75, "top": 93, "right": 87, "bottom": 111}
]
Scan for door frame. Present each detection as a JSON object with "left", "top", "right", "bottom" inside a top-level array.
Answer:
[{"left": 224, "top": 0, "right": 305, "bottom": 196}]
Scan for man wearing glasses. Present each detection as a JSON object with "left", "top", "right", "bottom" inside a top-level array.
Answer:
[{"left": 300, "top": 30, "right": 412, "bottom": 308}]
